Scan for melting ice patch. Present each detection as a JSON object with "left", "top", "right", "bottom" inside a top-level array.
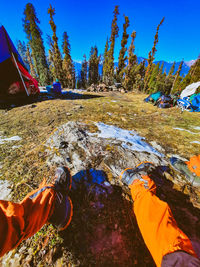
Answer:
[
  {"left": 0, "top": 135, "right": 22, "bottom": 145},
  {"left": 190, "top": 141, "right": 200, "bottom": 145},
  {"left": 193, "top": 126, "right": 200, "bottom": 131},
  {"left": 0, "top": 180, "right": 12, "bottom": 200},
  {"left": 90, "top": 122, "right": 163, "bottom": 157},
  {"left": 173, "top": 128, "right": 199, "bottom": 135}
]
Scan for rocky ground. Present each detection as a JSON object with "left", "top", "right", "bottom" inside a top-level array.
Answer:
[{"left": 0, "top": 90, "right": 200, "bottom": 266}]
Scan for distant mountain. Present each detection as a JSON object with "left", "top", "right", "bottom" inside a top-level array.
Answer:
[
  {"left": 74, "top": 57, "right": 195, "bottom": 77},
  {"left": 184, "top": 60, "right": 197, "bottom": 68},
  {"left": 154, "top": 60, "right": 190, "bottom": 77}
]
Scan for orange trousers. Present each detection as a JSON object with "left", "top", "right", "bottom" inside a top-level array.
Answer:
[
  {"left": 186, "top": 154, "right": 200, "bottom": 176},
  {"left": 0, "top": 181, "right": 62, "bottom": 257},
  {"left": 130, "top": 175, "right": 197, "bottom": 267}
]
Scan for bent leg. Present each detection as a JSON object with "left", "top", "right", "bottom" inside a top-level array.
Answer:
[
  {"left": 0, "top": 181, "right": 61, "bottom": 257},
  {"left": 130, "top": 176, "right": 197, "bottom": 267}
]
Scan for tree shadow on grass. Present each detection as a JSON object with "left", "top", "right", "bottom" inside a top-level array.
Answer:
[
  {"left": 0, "top": 91, "right": 104, "bottom": 110},
  {"left": 58, "top": 167, "right": 200, "bottom": 266}
]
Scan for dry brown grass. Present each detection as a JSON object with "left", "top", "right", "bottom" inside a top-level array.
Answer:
[
  {"left": 0, "top": 91, "right": 199, "bottom": 192},
  {"left": 0, "top": 91, "right": 200, "bottom": 265}
]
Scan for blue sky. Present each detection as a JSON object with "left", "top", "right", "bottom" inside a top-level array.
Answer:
[{"left": 0, "top": 0, "right": 199, "bottom": 63}]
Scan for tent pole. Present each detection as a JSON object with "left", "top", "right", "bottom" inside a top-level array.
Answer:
[{"left": 12, "top": 52, "right": 29, "bottom": 96}]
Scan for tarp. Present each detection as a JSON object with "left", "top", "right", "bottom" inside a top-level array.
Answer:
[{"left": 180, "top": 82, "right": 200, "bottom": 99}]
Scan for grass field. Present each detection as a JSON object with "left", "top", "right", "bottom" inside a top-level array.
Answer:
[{"left": 0, "top": 91, "right": 200, "bottom": 265}]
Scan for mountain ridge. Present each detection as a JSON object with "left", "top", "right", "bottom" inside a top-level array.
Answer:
[{"left": 74, "top": 57, "right": 196, "bottom": 77}]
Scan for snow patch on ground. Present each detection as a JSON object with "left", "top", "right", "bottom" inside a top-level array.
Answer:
[
  {"left": 0, "top": 180, "right": 12, "bottom": 200},
  {"left": 169, "top": 154, "right": 188, "bottom": 162},
  {"left": 90, "top": 122, "right": 164, "bottom": 157},
  {"left": 190, "top": 141, "right": 200, "bottom": 145},
  {"left": 0, "top": 135, "right": 22, "bottom": 145},
  {"left": 193, "top": 126, "right": 200, "bottom": 131},
  {"left": 173, "top": 128, "right": 199, "bottom": 135}
]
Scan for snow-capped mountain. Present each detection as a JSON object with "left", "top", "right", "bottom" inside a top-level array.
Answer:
[
  {"left": 185, "top": 60, "right": 197, "bottom": 68},
  {"left": 74, "top": 57, "right": 195, "bottom": 77}
]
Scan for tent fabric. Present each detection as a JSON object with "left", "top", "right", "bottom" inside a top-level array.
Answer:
[
  {"left": 0, "top": 26, "right": 25, "bottom": 68},
  {"left": 0, "top": 25, "right": 39, "bottom": 96},
  {"left": 150, "top": 91, "right": 162, "bottom": 102},
  {"left": 180, "top": 82, "right": 200, "bottom": 99},
  {"left": 17, "top": 62, "right": 39, "bottom": 92},
  {"left": 191, "top": 94, "right": 200, "bottom": 112}
]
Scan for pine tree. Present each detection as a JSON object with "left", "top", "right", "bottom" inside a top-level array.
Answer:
[
  {"left": 88, "top": 46, "right": 100, "bottom": 85},
  {"left": 168, "top": 62, "right": 175, "bottom": 76},
  {"left": 23, "top": 3, "right": 50, "bottom": 85},
  {"left": 103, "top": 38, "right": 109, "bottom": 84},
  {"left": 71, "top": 63, "right": 76, "bottom": 89},
  {"left": 134, "top": 60, "right": 146, "bottom": 91},
  {"left": 164, "top": 61, "right": 176, "bottom": 94},
  {"left": 26, "top": 44, "right": 37, "bottom": 79},
  {"left": 153, "top": 61, "right": 165, "bottom": 92},
  {"left": 148, "top": 63, "right": 160, "bottom": 92},
  {"left": 48, "top": 4, "right": 64, "bottom": 85},
  {"left": 158, "top": 61, "right": 164, "bottom": 77},
  {"left": 143, "top": 17, "right": 165, "bottom": 91},
  {"left": 17, "top": 40, "right": 30, "bottom": 70},
  {"left": 179, "top": 56, "right": 200, "bottom": 90},
  {"left": 190, "top": 55, "right": 200, "bottom": 82},
  {"left": 62, "top": 31, "right": 75, "bottom": 88},
  {"left": 47, "top": 34, "right": 56, "bottom": 82},
  {"left": 171, "top": 61, "right": 183, "bottom": 93},
  {"left": 116, "top": 15, "right": 130, "bottom": 82},
  {"left": 124, "top": 31, "right": 137, "bottom": 90},
  {"left": 105, "top": 5, "right": 119, "bottom": 85},
  {"left": 80, "top": 54, "right": 88, "bottom": 88}
]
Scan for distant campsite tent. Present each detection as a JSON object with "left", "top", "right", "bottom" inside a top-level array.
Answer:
[
  {"left": 0, "top": 25, "right": 39, "bottom": 97},
  {"left": 180, "top": 81, "right": 200, "bottom": 99}
]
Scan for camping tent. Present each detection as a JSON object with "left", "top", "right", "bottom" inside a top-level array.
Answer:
[
  {"left": 180, "top": 81, "right": 200, "bottom": 99},
  {"left": 0, "top": 25, "right": 39, "bottom": 97}
]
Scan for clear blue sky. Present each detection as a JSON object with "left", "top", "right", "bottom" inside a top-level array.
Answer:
[{"left": 0, "top": 0, "right": 199, "bottom": 63}]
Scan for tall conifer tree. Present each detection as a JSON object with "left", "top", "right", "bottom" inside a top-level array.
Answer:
[
  {"left": 88, "top": 46, "right": 100, "bottom": 85},
  {"left": 144, "top": 17, "right": 164, "bottom": 91},
  {"left": 134, "top": 60, "right": 146, "bottom": 91},
  {"left": 116, "top": 15, "right": 130, "bottom": 82},
  {"left": 80, "top": 54, "right": 88, "bottom": 88},
  {"left": 26, "top": 44, "right": 37, "bottom": 79},
  {"left": 171, "top": 61, "right": 183, "bottom": 93},
  {"left": 164, "top": 61, "right": 176, "bottom": 94},
  {"left": 180, "top": 56, "right": 200, "bottom": 90},
  {"left": 48, "top": 4, "right": 64, "bottom": 85},
  {"left": 153, "top": 61, "right": 165, "bottom": 92},
  {"left": 62, "top": 32, "right": 75, "bottom": 88},
  {"left": 17, "top": 40, "right": 29, "bottom": 70},
  {"left": 23, "top": 3, "right": 50, "bottom": 85},
  {"left": 105, "top": 5, "right": 119, "bottom": 85},
  {"left": 47, "top": 34, "right": 56, "bottom": 81},
  {"left": 124, "top": 31, "right": 137, "bottom": 90},
  {"left": 148, "top": 63, "right": 160, "bottom": 92},
  {"left": 103, "top": 38, "right": 109, "bottom": 84}
]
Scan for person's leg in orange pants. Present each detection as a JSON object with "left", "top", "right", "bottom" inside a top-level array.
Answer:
[
  {"left": 0, "top": 167, "right": 73, "bottom": 258},
  {"left": 120, "top": 163, "right": 200, "bottom": 267}
]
